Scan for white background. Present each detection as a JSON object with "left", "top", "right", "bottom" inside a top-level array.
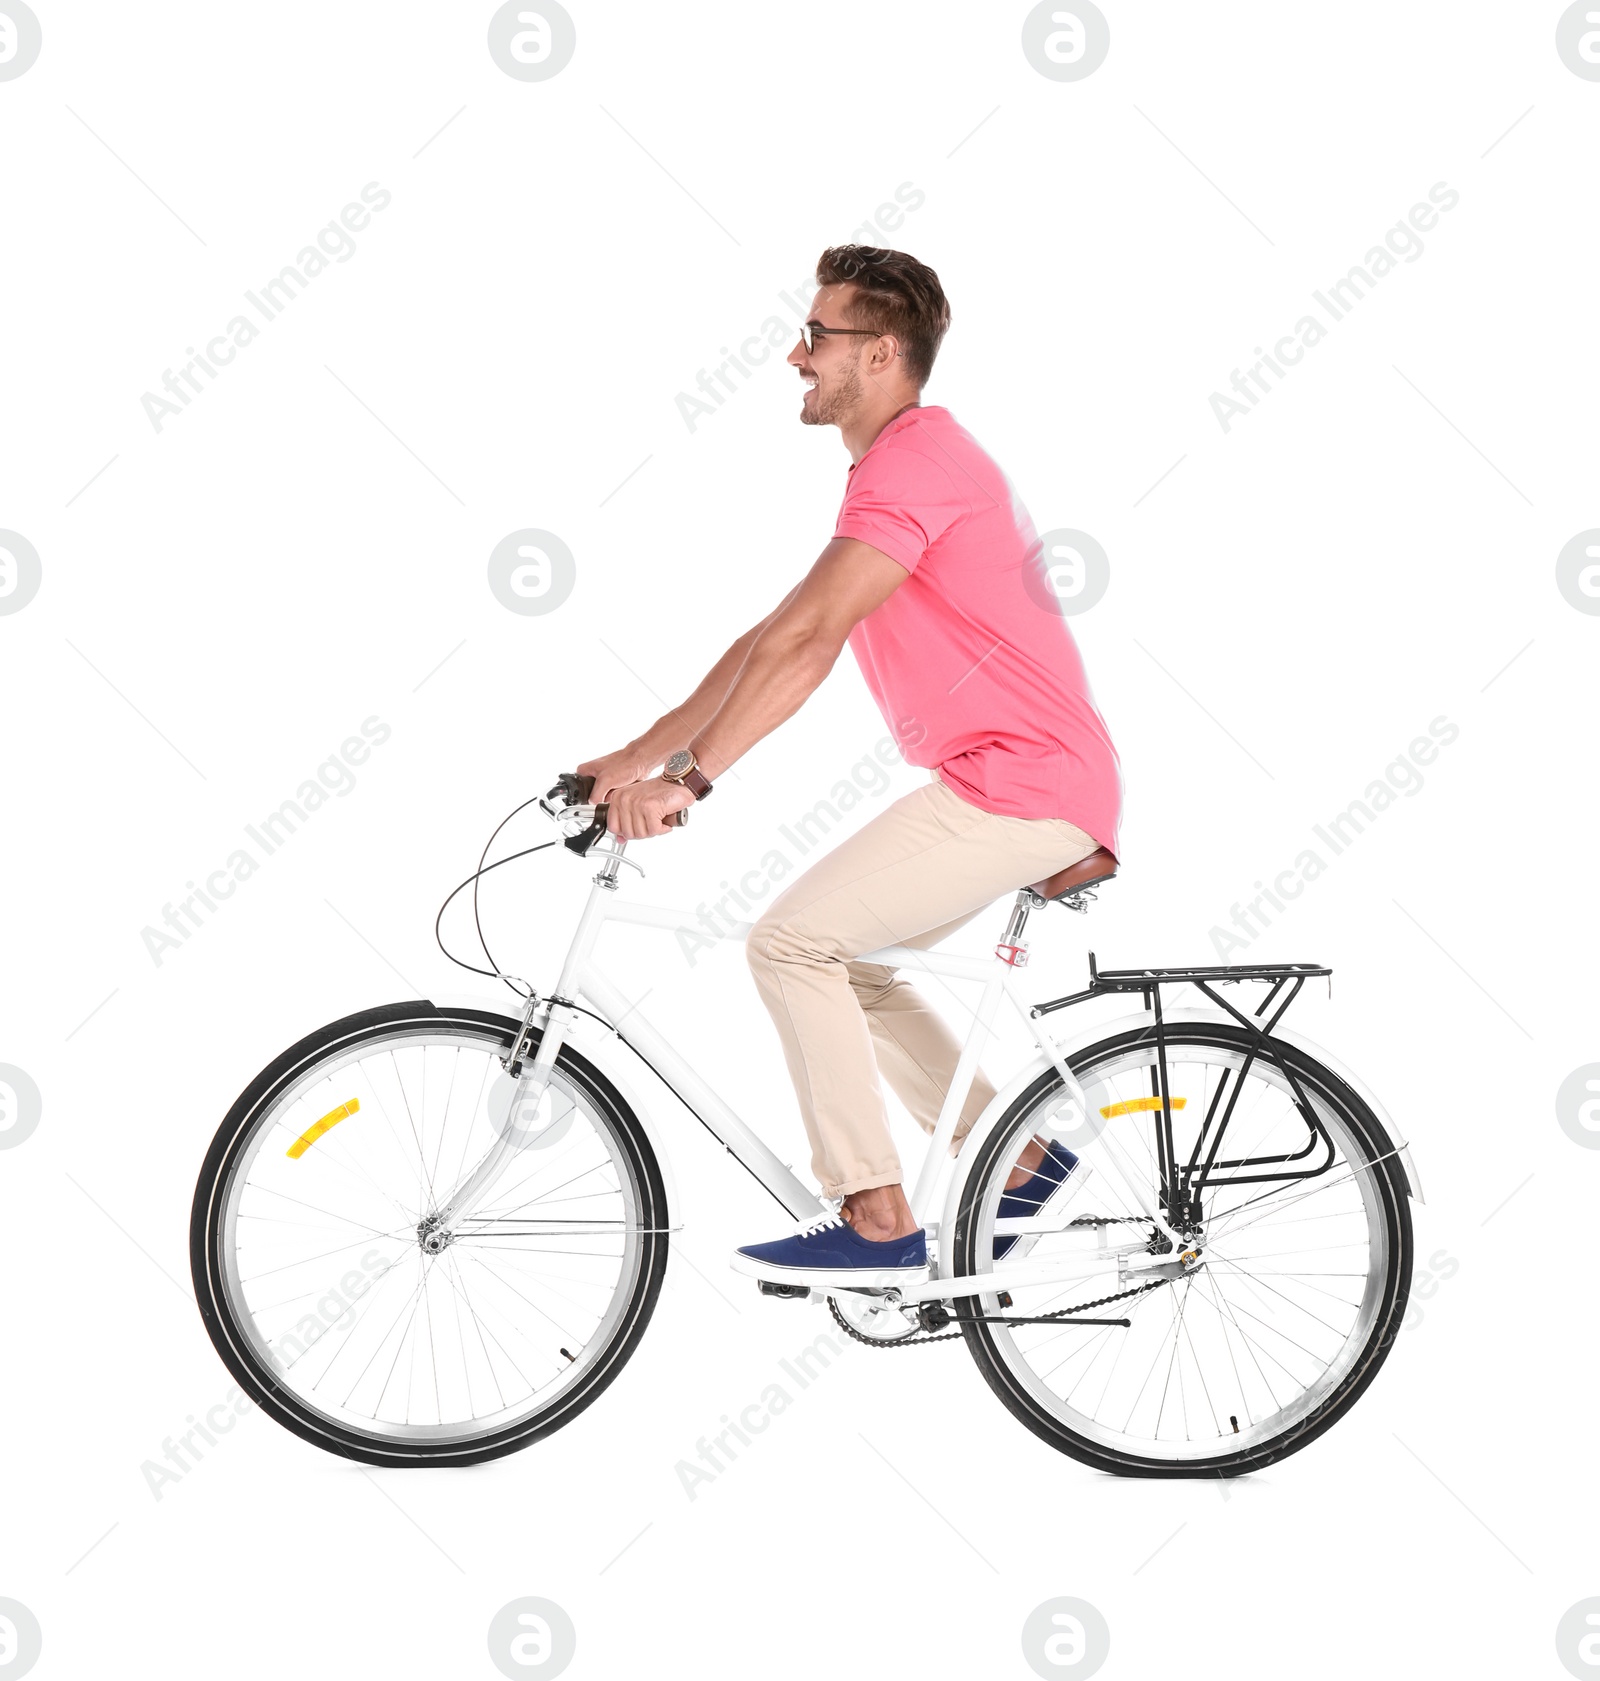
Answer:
[{"left": 2, "top": 3, "right": 1596, "bottom": 1677}]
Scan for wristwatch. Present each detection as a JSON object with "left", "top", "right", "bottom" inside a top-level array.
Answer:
[{"left": 661, "top": 748, "right": 714, "bottom": 800}]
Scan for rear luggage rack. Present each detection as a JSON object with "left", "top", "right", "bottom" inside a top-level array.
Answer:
[
  {"left": 1031, "top": 952, "right": 1340, "bottom": 1208},
  {"left": 1033, "top": 952, "right": 1330, "bottom": 1018},
  {"left": 1090, "top": 955, "right": 1331, "bottom": 988}
]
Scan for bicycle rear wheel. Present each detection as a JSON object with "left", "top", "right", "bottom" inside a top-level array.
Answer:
[
  {"left": 952, "top": 1023, "right": 1412, "bottom": 1477},
  {"left": 190, "top": 1002, "right": 669, "bottom": 1466}
]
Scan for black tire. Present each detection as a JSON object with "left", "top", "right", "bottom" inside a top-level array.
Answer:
[
  {"left": 190, "top": 1001, "right": 670, "bottom": 1467},
  {"left": 952, "top": 1023, "right": 1413, "bottom": 1478}
]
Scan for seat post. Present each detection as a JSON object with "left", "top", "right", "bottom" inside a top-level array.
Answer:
[{"left": 995, "top": 888, "right": 1045, "bottom": 967}]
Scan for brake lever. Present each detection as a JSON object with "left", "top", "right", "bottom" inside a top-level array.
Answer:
[
  {"left": 540, "top": 771, "right": 596, "bottom": 824},
  {"left": 554, "top": 790, "right": 685, "bottom": 853},
  {"left": 563, "top": 808, "right": 604, "bottom": 855}
]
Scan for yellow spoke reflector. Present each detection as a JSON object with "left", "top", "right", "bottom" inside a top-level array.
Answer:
[
  {"left": 286, "top": 1098, "right": 360, "bottom": 1159},
  {"left": 1099, "top": 1096, "right": 1188, "bottom": 1119}
]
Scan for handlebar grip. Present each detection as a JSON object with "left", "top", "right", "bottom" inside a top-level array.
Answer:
[
  {"left": 548, "top": 772, "right": 596, "bottom": 808},
  {"left": 592, "top": 802, "right": 689, "bottom": 831}
]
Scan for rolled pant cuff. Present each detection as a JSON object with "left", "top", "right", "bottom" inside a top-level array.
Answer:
[{"left": 824, "top": 1171, "right": 905, "bottom": 1198}]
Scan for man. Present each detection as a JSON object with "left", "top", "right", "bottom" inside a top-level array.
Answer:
[{"left": 578, "top": 245, "right": 1121, "bottom": 1286}]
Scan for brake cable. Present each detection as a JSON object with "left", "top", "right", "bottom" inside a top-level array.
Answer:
[{"left": 433, "top": 792, "right": 560, "bottom": 995}]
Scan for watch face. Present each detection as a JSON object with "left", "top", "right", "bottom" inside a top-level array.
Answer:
[{"left": 664, "top": 749, "right": 694, "bottom": 779}]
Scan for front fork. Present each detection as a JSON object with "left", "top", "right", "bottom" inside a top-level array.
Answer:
[{"left": 429, "top": 993, "right": 577, "bottom": 1232}]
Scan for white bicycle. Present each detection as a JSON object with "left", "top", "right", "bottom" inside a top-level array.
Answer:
[{"left": 191, "top": 773, "right": 1420, "bottom": 1476}]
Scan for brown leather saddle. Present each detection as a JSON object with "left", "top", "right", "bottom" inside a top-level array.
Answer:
[{"left": 1028, "top": 846, "right": 1119, "bottom": 908}]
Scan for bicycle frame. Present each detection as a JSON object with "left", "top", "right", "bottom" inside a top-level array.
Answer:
[{"left": 431, "top": 833, "right": 1171, "bottom": 1249}]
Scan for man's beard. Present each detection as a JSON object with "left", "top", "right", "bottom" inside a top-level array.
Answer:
[{"left": 800, "top": 355, "right": 864, "bottom": 427}]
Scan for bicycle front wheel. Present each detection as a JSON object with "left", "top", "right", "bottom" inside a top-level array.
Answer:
[
  {"left": 952, "top": 1023, "right": 1412, "bottom": 1477},
  {"left": 190, "top": 1002, "right": 669, "bottom": 1466}
]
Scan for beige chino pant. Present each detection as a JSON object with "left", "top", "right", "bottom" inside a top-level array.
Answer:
[{"left": 745, "top": 772, "right": 1101, "bottom": 1198}]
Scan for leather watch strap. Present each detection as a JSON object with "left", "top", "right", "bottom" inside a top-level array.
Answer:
[{"left": 677, "top": 764, "right": 713, "bottom": 800}]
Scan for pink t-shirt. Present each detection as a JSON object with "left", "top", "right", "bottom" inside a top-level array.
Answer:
[{"left": 833, "top": 405, "right": 1122, "bottom": 856}]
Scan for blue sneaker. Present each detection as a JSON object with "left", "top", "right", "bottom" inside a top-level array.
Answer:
[
  {"left": 731, "top": 1212, "right": 928, "bottom": 1288},
  {"left": 993, "top": 1141, "right": 1082, "bottom": 1260}
]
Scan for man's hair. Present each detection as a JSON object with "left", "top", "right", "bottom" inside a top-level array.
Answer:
[{"left": 814, "top": 245, "right": 951, "bottom": 387}]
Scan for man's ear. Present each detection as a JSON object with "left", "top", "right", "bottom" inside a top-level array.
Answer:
[{"left": 868, "top": 333, "right": 902, "bottom": 374}]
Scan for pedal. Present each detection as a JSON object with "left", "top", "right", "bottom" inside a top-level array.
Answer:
[{"left": 756, "top": 1280, "right": 811, "bottom": 1301}]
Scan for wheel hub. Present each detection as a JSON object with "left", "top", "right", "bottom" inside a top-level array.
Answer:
[{"left": 417, "top": 1216, "right": 454, "bottom": 1256}]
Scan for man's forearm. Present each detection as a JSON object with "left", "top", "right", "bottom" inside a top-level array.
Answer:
[
  {"left": 597, "top": 536, "right": 908, "bottom": 809},
  {"left": 625, "top": 628, "right": 763, "bottom": 769},
  {"left": 686, "top": 627, "right": 837, "bottom": 781}
]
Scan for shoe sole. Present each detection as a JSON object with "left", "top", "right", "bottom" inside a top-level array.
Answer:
[{"left": 729, "top": 1251, "right": 929, "bottom": 1289}]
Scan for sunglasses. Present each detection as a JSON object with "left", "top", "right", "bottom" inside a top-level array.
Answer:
[{"left": 797, "top": 322, "right": 886, "bottom": 354}]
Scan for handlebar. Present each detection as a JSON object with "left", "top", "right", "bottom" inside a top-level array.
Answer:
[{"left": 543, "top": 771, "right": 688, "bottom": 856}]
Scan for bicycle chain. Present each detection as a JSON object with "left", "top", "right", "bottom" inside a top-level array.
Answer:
[{"left": 825, "top": 1274, "right": 1173, "bottom": 1349}]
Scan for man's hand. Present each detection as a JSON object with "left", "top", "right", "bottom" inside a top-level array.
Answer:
[
  {"left": 575, "top": 748, "right": 650, "bottom": 803},
  {"left": 605, "top": 777, "right": 694, "bottom": 840}
]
